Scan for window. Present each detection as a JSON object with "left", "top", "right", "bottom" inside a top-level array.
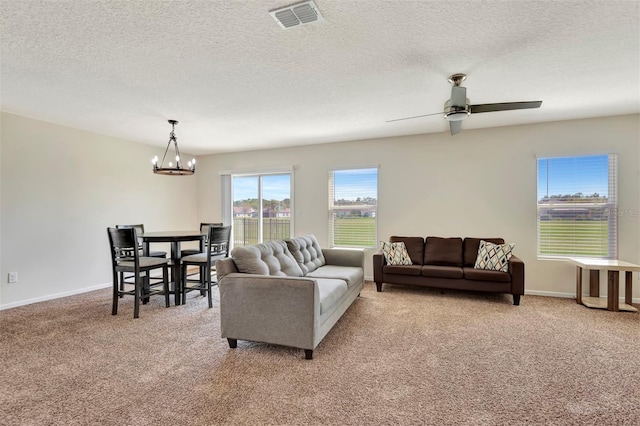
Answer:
[
  {"left": 537, "top": 154, "right": 617, "bottom": 259},
  {"left": 329, "top": 167, "right": 378, "bottom": 248},
  {"left": 232, "top": 173, "right": 292, "bottom": 247}
]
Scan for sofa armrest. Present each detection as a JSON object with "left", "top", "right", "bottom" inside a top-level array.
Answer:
[
  {"left": 218, "top": 273, "right": 320, "bottom": 350},
  {"left": 322, "top": 248, "right": 364, "bottom": 269},
  {"left": 373, "top": 249, "right": 386, "bottom": 283},
  {"left": 509, "top": 255, "right": 525, "bottom": 295},
  {"left": 215, "top": 257, "right": 238, "bottom": 281}
]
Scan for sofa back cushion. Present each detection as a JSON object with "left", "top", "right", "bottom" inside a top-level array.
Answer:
[
  {"left": 230, "top": 241, "right": 304, "bottom": 277},
  {"left": 423, "top": 237, "right": 463, "bottom": 266},
  {"left": 390, "top": 236, "right": 425, "bottom": 265},
  {"left": 463, "top": 237, "right": 505, "bottom": 267},
  {"left": 285, "top": 234, "right": 326, "bottom": 274}
]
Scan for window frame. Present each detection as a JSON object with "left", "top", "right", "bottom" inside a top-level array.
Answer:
[
  {"left": 328, "top": 166, "right": 378, "bottom": 249},
  {"left": 225, "top": 168, "right": 294, "bottom": 249},
  {"left": 536, "top": 154, "right": 618, "bottom": 260}
]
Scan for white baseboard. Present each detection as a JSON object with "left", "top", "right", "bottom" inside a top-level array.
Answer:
[
  {"left": 365, "top": 285, "right": 640, "bottom": 304},
  {"left": 525, "top": 289, "right": 640, "bottom": 304},
  {"left": 0, "top": 282, "right": 111, "bottom": 311},
  {"left": 3, "top": 282, "right": 638, "bottom": 310},
  {"left": 525, "top": 289, "right": 575, "bottom": 299}
]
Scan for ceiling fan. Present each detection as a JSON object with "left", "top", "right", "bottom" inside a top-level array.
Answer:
[{"left": 387, "top": 73, "right": 542, "bottom": 135}]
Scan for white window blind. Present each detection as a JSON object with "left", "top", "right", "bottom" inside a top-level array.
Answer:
[
  {"left": 328, "top": 167, "right": 378, "bottom": 248},
  {"left": 537, "top": 154, "right": 617, "bottom": 259}
]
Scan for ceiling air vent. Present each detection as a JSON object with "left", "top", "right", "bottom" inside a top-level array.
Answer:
[{"left": 270, "top": 1, "right": 324, "bottom": 30}]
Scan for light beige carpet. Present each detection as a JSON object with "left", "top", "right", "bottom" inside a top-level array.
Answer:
[{"left": 1, "top": 282, "right": 639, "bottom": 425}]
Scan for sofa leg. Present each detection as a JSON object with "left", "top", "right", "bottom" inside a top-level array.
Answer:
[
  {"left": 513, "top": 294, "right": 521, "bottom": 306},
  {"left": 227, "top": 338, "right": 237, "bottom": 348},
  {"left": 304, "top": 349, "right": 313, "bottom": 360},
  {"left": 375, "top": 282, "right": 382, "bottom": 292}
]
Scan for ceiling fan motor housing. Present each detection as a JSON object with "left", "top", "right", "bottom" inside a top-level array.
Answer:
[{"left": 443, "top": 99, "right": 470, "bottom": 121}]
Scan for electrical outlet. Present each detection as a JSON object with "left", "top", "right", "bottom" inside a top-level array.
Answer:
[{"left": 8, "top": 272, "right": 17, "bottom": 283}]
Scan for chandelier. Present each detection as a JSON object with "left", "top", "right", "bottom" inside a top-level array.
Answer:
[{"left": 151, "top": 120, "right": 196, "bottom": 175}]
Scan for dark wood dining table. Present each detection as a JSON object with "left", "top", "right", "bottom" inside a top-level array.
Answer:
[{"left": 142, "top": 230, "right": 205, "bottom": 305}]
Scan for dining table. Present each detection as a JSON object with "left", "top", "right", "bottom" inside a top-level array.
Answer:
[{"left": 141, "top": 230, "right": 206, "bottom": 305}]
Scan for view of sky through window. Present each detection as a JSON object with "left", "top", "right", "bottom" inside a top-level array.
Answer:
[
  {"left": 537, "top": 155, "right": 609, "bottom": 200},
  {"left": 233, "top": 175, "right": 290, "bottom": 200},
  {"left": 233, "top": 170, "right": 378, "bottom": 201},
  {"left": 333, "top": 168, "right": 378, "bottom": 201}
]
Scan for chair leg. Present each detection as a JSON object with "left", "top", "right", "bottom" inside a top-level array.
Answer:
[
  {"left": 133, "top": 276, "right": 141, "bottom": 319},
  {"left": 200, "top": 265, "right": 206, "bottom": 297},
  {"left": 142, "top": 271, "right": 150, "bottom": 305},
  {"left": 206, "top": 267, "right": 213, "bottom": 309},
  {"left": 181, "top": 263, "right": 188, "bottom": 305},
  {"left": 112, "top": 273, "right": 119, "bottom": 315},
  {"left": 119, "top": 271, "right": 125, "bottom": 297},
  {"left": 163, "top": 265, "right": 170, "bottom": 308}
]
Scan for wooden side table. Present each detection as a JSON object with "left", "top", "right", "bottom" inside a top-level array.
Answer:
[{"left": 568, "top": 257, "right": 639, "bottom": 312}]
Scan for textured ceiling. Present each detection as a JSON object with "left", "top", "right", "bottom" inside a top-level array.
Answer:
[{"left": 1, "top": 0, "right": 639, "bottom": 155}]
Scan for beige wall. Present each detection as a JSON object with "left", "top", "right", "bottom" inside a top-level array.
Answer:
[
  {"left": 1, "top": 113, "right": 638, "bottom": 308},
  {"left": 196, "top": 114, "right": 640, "bottom": 300},
  {"left": 0, "top": 113, "right": 198, "bottom": 308}
]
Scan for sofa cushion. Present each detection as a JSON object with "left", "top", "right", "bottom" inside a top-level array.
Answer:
[
  {"left": 380, "top": 241, "right": 412, "bottom": 265},
  {"left": 230, "top": 241, "right": 303, "bottom": 277},
  {"left": 474, "top": 240, "right": 515, "bottom": 272},
  {"left": 383, "top": 264, "right": 423, "bottom": 276},
  {"left": 424, "top": 237, "right": 463, "bottom": 266},
  {"left": 463, "top": 237, "right": 505, "bottom": 267},
  {"left": 285, "top": 234, "right": 326, "bottom": 275},
  {"left": 306, "top": 265, "right": 363, "bottom": 288},
  {"left": 463, "top": 267, "right": 511, "bottom": 282},
  {"left": 421, "top": 265, "right": 464, "bottom": 279},
  {"left": 390, "top": 236, "right": 424, "bottom": 265},
  {"left": 315, "top": 278, "right": 348, "bottom": 315}
]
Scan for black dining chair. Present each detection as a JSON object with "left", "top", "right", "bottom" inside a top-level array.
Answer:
[
  {"left": 107, "top": 227, "right": 170, "bottom": 318},
  {"left": 116, "top": 224, "right": 167, "bottom": 258},
  {"left": 180, "top": 225, "right": 231, "bottom": 308},
  {"left": 116, "top": 224, "right": 167, "bottom": 291},
  {"left": 179, "top": 223, "right": 223, "bottom": 258}
]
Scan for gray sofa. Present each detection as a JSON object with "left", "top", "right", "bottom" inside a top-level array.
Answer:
[{"left": 215, "top": 235, "right": 364, "bottom": 359}]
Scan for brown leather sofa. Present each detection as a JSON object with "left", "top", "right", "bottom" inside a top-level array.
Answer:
[{"left": 373, "top": 236, "right": 525, "bottom": 305}]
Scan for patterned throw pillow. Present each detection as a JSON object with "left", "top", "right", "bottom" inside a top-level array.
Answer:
[
  {"left": 474, "top": 240, "right": 515, "bottom": 272},
  {"left": 381, "top": 241, "right": 413, "bottom": 265}
]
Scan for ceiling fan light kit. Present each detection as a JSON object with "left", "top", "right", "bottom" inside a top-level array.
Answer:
[
  {"left": 443, "top": 100, "right": 471, "bottom": 122},
  {"left": 387, "top": 73, "right": 543, "bottom": 135}
]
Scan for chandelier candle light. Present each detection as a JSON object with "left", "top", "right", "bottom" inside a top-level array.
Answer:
[{"left": 151, "top": 120, "right": 196, "bottom": 175}]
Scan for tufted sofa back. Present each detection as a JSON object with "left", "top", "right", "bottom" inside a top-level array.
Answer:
[
  {"left": 285, "top": 234, "right": 326, "bottom": 275},
  {"left": 230, "top": 241, "right": 303, "bottom": 277}
]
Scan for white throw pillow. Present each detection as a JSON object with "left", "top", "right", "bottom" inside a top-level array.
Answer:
[
  {"left": 474, "top": 240, "right": 515, "bottom": 272},
  {"left": 381, "top": 241, "right": 413, "bottom": 265}
]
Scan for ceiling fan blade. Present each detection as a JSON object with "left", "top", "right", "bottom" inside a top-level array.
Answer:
[
  {"left": 470, "top": 101, "right": 542, "bottom": 114},
  {"left": 450, "top": 120, "right": 462, "bottom": 135},
  {"left": 451, "top": 86, "right": 467, "bottom": 107},
  {"left": 386, "top": 111, "right": 444, "bottom": 123}
]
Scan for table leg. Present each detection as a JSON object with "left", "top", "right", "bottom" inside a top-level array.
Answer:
[
  {"left": 589, "top": 270, "right": 599, "bottom": 297},
  {"left": 607, "top": 270, "right": 619, "bottom": 312},
  {"left": 576, "top": 266, "right": 582, "bottom": 304},
  {"left": 625, "top": 271, "right": 632, "bottom": 306}
]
